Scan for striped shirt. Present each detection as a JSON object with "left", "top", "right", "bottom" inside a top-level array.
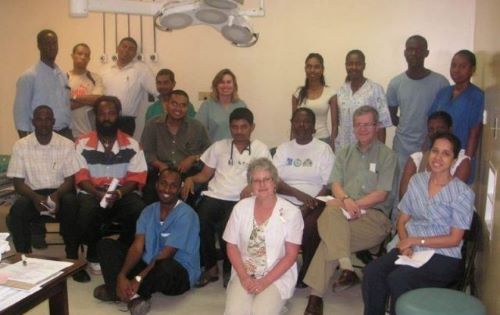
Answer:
[
  {"left": 75, "top": 130, "right": 147, "bottom": 190},
  {"left": 399, "top": 172, "right": 474, "bottom": 258}
]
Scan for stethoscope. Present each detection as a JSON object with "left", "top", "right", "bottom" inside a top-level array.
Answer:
[{"left": 228, "top": 141, "right": 251, "bottom": 165}]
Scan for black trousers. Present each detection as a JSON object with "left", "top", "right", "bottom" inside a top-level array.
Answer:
[
  {"left": 119, "top": 116, "right": 136, "bottom": 137},
  {"left": 298, "top": 201, "right": 326, "bottom": 283},
  {"left": 362, "top": 248, "right": 462, "bottom": 315},
  {"left": 97, "top": 238, "right": 190, "bottom": 299},
  {"left": 197, "top": 196, "right": 236, "bottom": 272},
  {"left": 6, "top": 190, "right": 80, "bottom": 258},
  {"left": 78, "top": 192, "right": 145, "bottom": 262}
]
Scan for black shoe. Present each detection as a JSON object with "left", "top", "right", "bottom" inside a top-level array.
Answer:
[
  {"left": 93, "top": 284, "right": 119, "bottom": 302},
  {"left": 72, "top": 269, "right": 91, "bottom": 283},
  {"left": 304, "top": 295, "right": 323, "bottom": 315},
  {"left": 296, "top": 279, "right": 308, "bottom": 289},
  {"left": 332, "top": 269, "right": 360, "bottom": 292},
  {"left": 128, "top": 297, "right": 152, "bottom": 315},
  {"left": 223, "top": 271, "right": 230, "bottom": 288},
  {"left": 31, "top": 234, "right": 48, "bottom": 249}
]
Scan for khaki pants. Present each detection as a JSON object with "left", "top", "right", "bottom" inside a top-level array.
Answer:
[{"left": 304, "top": 205, "right": 391, "bottom": 295}]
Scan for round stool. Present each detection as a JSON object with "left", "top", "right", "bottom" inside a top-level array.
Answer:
[{"left": 396, "top": 288, "right": 485, "bottom": 315}]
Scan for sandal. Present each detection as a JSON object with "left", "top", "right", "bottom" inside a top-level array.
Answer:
[{"left": 195, "top": 270, "right": 219, "bottom": 288}]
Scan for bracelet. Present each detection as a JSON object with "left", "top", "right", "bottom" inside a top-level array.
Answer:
[{"left": 115, "top": 189, "right": 123, "bottom": 200}]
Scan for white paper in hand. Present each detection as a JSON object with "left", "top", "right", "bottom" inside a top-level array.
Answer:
[
  {"left": 395, "top": 250, "right": 435, "bottom": 268},
  {"left": 99, "top": 178, "right": 120, "bottom": 208}
]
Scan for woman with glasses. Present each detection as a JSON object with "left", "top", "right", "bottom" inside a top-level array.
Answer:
[{"left": 223, "top": 158, "right": 304, "bottom": 315}]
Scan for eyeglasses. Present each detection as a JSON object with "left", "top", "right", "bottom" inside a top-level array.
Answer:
[
  {"left": 354, "top": 122, "right": 377, "bottom": 129},
  {"left": 251, "top": 177, "right": 273, "bottom": 185}
]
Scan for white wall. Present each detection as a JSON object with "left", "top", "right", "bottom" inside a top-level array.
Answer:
[{"left": 0, "top": 0, "right": 476, "bottom": 153}]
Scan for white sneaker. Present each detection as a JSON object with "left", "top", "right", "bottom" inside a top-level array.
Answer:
[{"left": 88, "top": 262, "right": 102, "bottom": 275}]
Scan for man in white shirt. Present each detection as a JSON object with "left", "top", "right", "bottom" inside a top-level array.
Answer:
[
  {"left": 100, "top": 37, "right": 156, "bottom": 136},
  {"left": 181, "top": 108, "right": 271, "bottom": 288}
]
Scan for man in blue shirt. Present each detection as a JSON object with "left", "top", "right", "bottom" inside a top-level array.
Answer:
[
  {"left": 13, "top": 29, "right": 72, "bottom": 140},
  {"left": 93, "top": 168, "right": 200, "bottom": 315}
]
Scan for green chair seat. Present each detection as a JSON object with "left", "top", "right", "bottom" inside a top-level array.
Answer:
[{"left": 396, "top": 288, "right": 485, "bottom": 315}]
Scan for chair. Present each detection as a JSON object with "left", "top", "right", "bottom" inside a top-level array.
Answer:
[{"left": 448, "top": 210, "right": 481, "bottom": 295}]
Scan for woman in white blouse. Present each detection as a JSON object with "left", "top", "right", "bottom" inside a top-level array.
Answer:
[
  {"left": 332, "top": 50, "right": 392, "bottom": 151},
  {"left": 292, "top": 53, "right": 336, "bottom": 148},
  {"left": 223, "top": 158, "right": 304, "bottom": 315}
]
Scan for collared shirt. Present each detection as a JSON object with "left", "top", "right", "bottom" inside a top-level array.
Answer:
[
  {"left": 195, "top": 98, "right": 247, "bottom": 142},
  {"left": 7, "top": 133, "right": 78, "bottom": 190},
  {"left": 141, "top": 116, "right": 210, "bottom": 167},
  {"left": 75, "top": 130, "right": 147, "bottom": 189},
  {"left": 136, "top": 200, "right": 201, "bottom": 287},
  {"left": 223, "top": 196, "right": 304, "bottom": 299},
  {"left": 399, "top": 172, "right": 474, "bottom": 258},
  {"left": 100, "top": 61, "right": 157, "bottom": 117},
  {"left": 201, "top": 138, "right": 271, "bottom": 201},
  {"left": 331, "top": 140, "right": 398, "bottom": 216},
  {"left": 335, "top": 79, "right": 392, "bottom": 151},
  {"left": 13, "top": 61, "right": 71, "bottom": 132},
  {"left": 68, "top": 70, "right": 104, "bottom": 138},
  {"left": 273, "top": 138, "right": 335, "bottom": 205}
]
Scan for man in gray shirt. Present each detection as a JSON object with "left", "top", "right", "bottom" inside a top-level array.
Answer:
[{"left": 387, "top": 35, "right": 448, "bottom": 171}]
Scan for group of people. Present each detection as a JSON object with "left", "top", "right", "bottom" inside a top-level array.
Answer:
[{"left": 5, "top": 29, "right": 482, "bottom": 315}]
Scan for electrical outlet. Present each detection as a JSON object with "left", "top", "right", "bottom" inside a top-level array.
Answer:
[
  {"left": 100, "top": 53, "right": 108, "bottom": 63},
  {"left": 198, "top": 92, "right": 211, "bottom": 101},
  {"left": 150, "top": 53, "right": 159, "bottom": 63}
]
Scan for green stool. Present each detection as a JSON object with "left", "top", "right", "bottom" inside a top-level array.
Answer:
[{"left": 396, "top": 288, "right": 485, "bottom": 315}]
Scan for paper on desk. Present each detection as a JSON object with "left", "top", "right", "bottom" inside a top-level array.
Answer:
[
  {"left": 0, "top": 257, "right": 72, "bottom": 289},
  {"left": 395, "top": 250, "right": 435, "bottom": 268},
  {"left": 0, "top": 233, "right": 10, "bottom": 255}
]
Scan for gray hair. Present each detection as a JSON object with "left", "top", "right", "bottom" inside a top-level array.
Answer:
[
  {"left": 353, "top": 105, "right": 379, "bottom": 124},
  {"left": 247, "top": 158, "right": 280, "bottom": 185}
]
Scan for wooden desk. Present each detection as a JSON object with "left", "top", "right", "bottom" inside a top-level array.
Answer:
[{"left": 0, "top": 254, "right": 86, "bottom": 315}]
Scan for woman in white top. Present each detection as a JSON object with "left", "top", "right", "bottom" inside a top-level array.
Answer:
[
  {"left": 292, "top": 53, "right": 336, "bottom": 148},
  {"left": 332, "top": 50, "right": 392, "bottom": 151},
  {"left": 223, "top": 158, "right": 304, "bottom": 315}
]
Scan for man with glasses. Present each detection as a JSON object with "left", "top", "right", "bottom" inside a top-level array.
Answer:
[{"left": 303, "top": 106, "right": 397, "bottom": 315}]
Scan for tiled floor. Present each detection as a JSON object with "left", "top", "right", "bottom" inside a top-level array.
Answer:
[{"left": 1, "top": 205, "right": 365, "bottom": 315}]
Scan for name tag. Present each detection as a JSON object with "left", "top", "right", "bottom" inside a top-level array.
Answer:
[
  {"left": 161, "top": 233, "right": 170, "bottom": 237},
  {"left": 369, "top": 163, "right": 376, "bottom": 173}
]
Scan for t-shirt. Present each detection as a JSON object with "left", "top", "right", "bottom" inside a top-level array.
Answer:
[
  {"left": 273, "top": 138, "right": 335, "bottom": 205},
  {"left": 294, "top": 86, "right": 336, "bottom": 139},
  {"left": 195, "top": 98, "right": 247, "bottom": 142},
  {"left": 201, "top": 139, "right": 271, "bottom": 201},
  {"left": 68, "top": 71, "right": 104, "bottom": 138},
  {"left": 136, "top": 200, "right": 201, "bottom": 287},
  {"left": 387, "top": 71, "right": 448, "bottom": 168},
  {"left": 335, "top": 79, "right": 392, "bottom": 150}
]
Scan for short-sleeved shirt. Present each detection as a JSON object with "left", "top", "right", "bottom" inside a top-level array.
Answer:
[
  {"left": 273, "top": 138, "right": 335, "bottom": 205},
  {"left": 13, "top": 62, "right": 71, "bottom": 132},
  {"left": 294, "top": 86, "right": 336, "bottom": 139},
  {"left": 387, "top": 72, "right": 448, "bottom": 164},
  {"left": 331, "top": 140, "right": 397, "bottom": 216},
  {"left": 75, "top": 130, "right": 147, "bottom": 190},
  {"left": 68, "top": 71, "right": 104, "bottom": 138},
  {"left": 201, "top": 139, "right": 271, "bottom": 201},
  {"left": 100, "top": 61, "right": 157, "bottom": 117},
  {"left": 399, "top": 172, "right": 474, "bottom": 258},
  {"left": 141, "top": 116, "right": 210, "bottom": 167},
  {"left": 223, "top": 196, "right": 304, "bottom": 299},
  {"left": 145, "top": 99, "right": 196, "bottom": 122},
  {"left": 136, "top": 200, "right": 201, "bottom": 287},
  {"left": 335, "top": 79, "right": 392, "bottom": 150},
  {"left": 195, "top": 98, "right": 247, "bottom": 142},
  {"left": 7, "top": 133, "right": 79, "bottom": 190},
  {"left": 429, "top": 84, "right": 485, "bottom": 152}
]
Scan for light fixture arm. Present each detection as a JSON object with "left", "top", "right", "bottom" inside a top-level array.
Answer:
[{"left": 69, "top": 0, "right": 163, "bottom": 17}]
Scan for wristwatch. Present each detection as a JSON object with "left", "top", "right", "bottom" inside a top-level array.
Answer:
[
  {"left": 134, "top": 275, "right": 142, "bottom": 283},
  {"left": 420, "top": 239, "right": 426, "bottom": 245}
]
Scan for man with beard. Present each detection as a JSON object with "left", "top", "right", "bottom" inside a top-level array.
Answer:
[
  {"left": 6, "top": 105, "right": 90, "bottom": 282},
  {"left": 13, "top": 30, "right": 72, "bottom": 140},
  {"left": 93, "top": 168, "right": 200, "bottom": 315},
  {"left": 75, "top": 96, "right": 147, "bottom": 276}
]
